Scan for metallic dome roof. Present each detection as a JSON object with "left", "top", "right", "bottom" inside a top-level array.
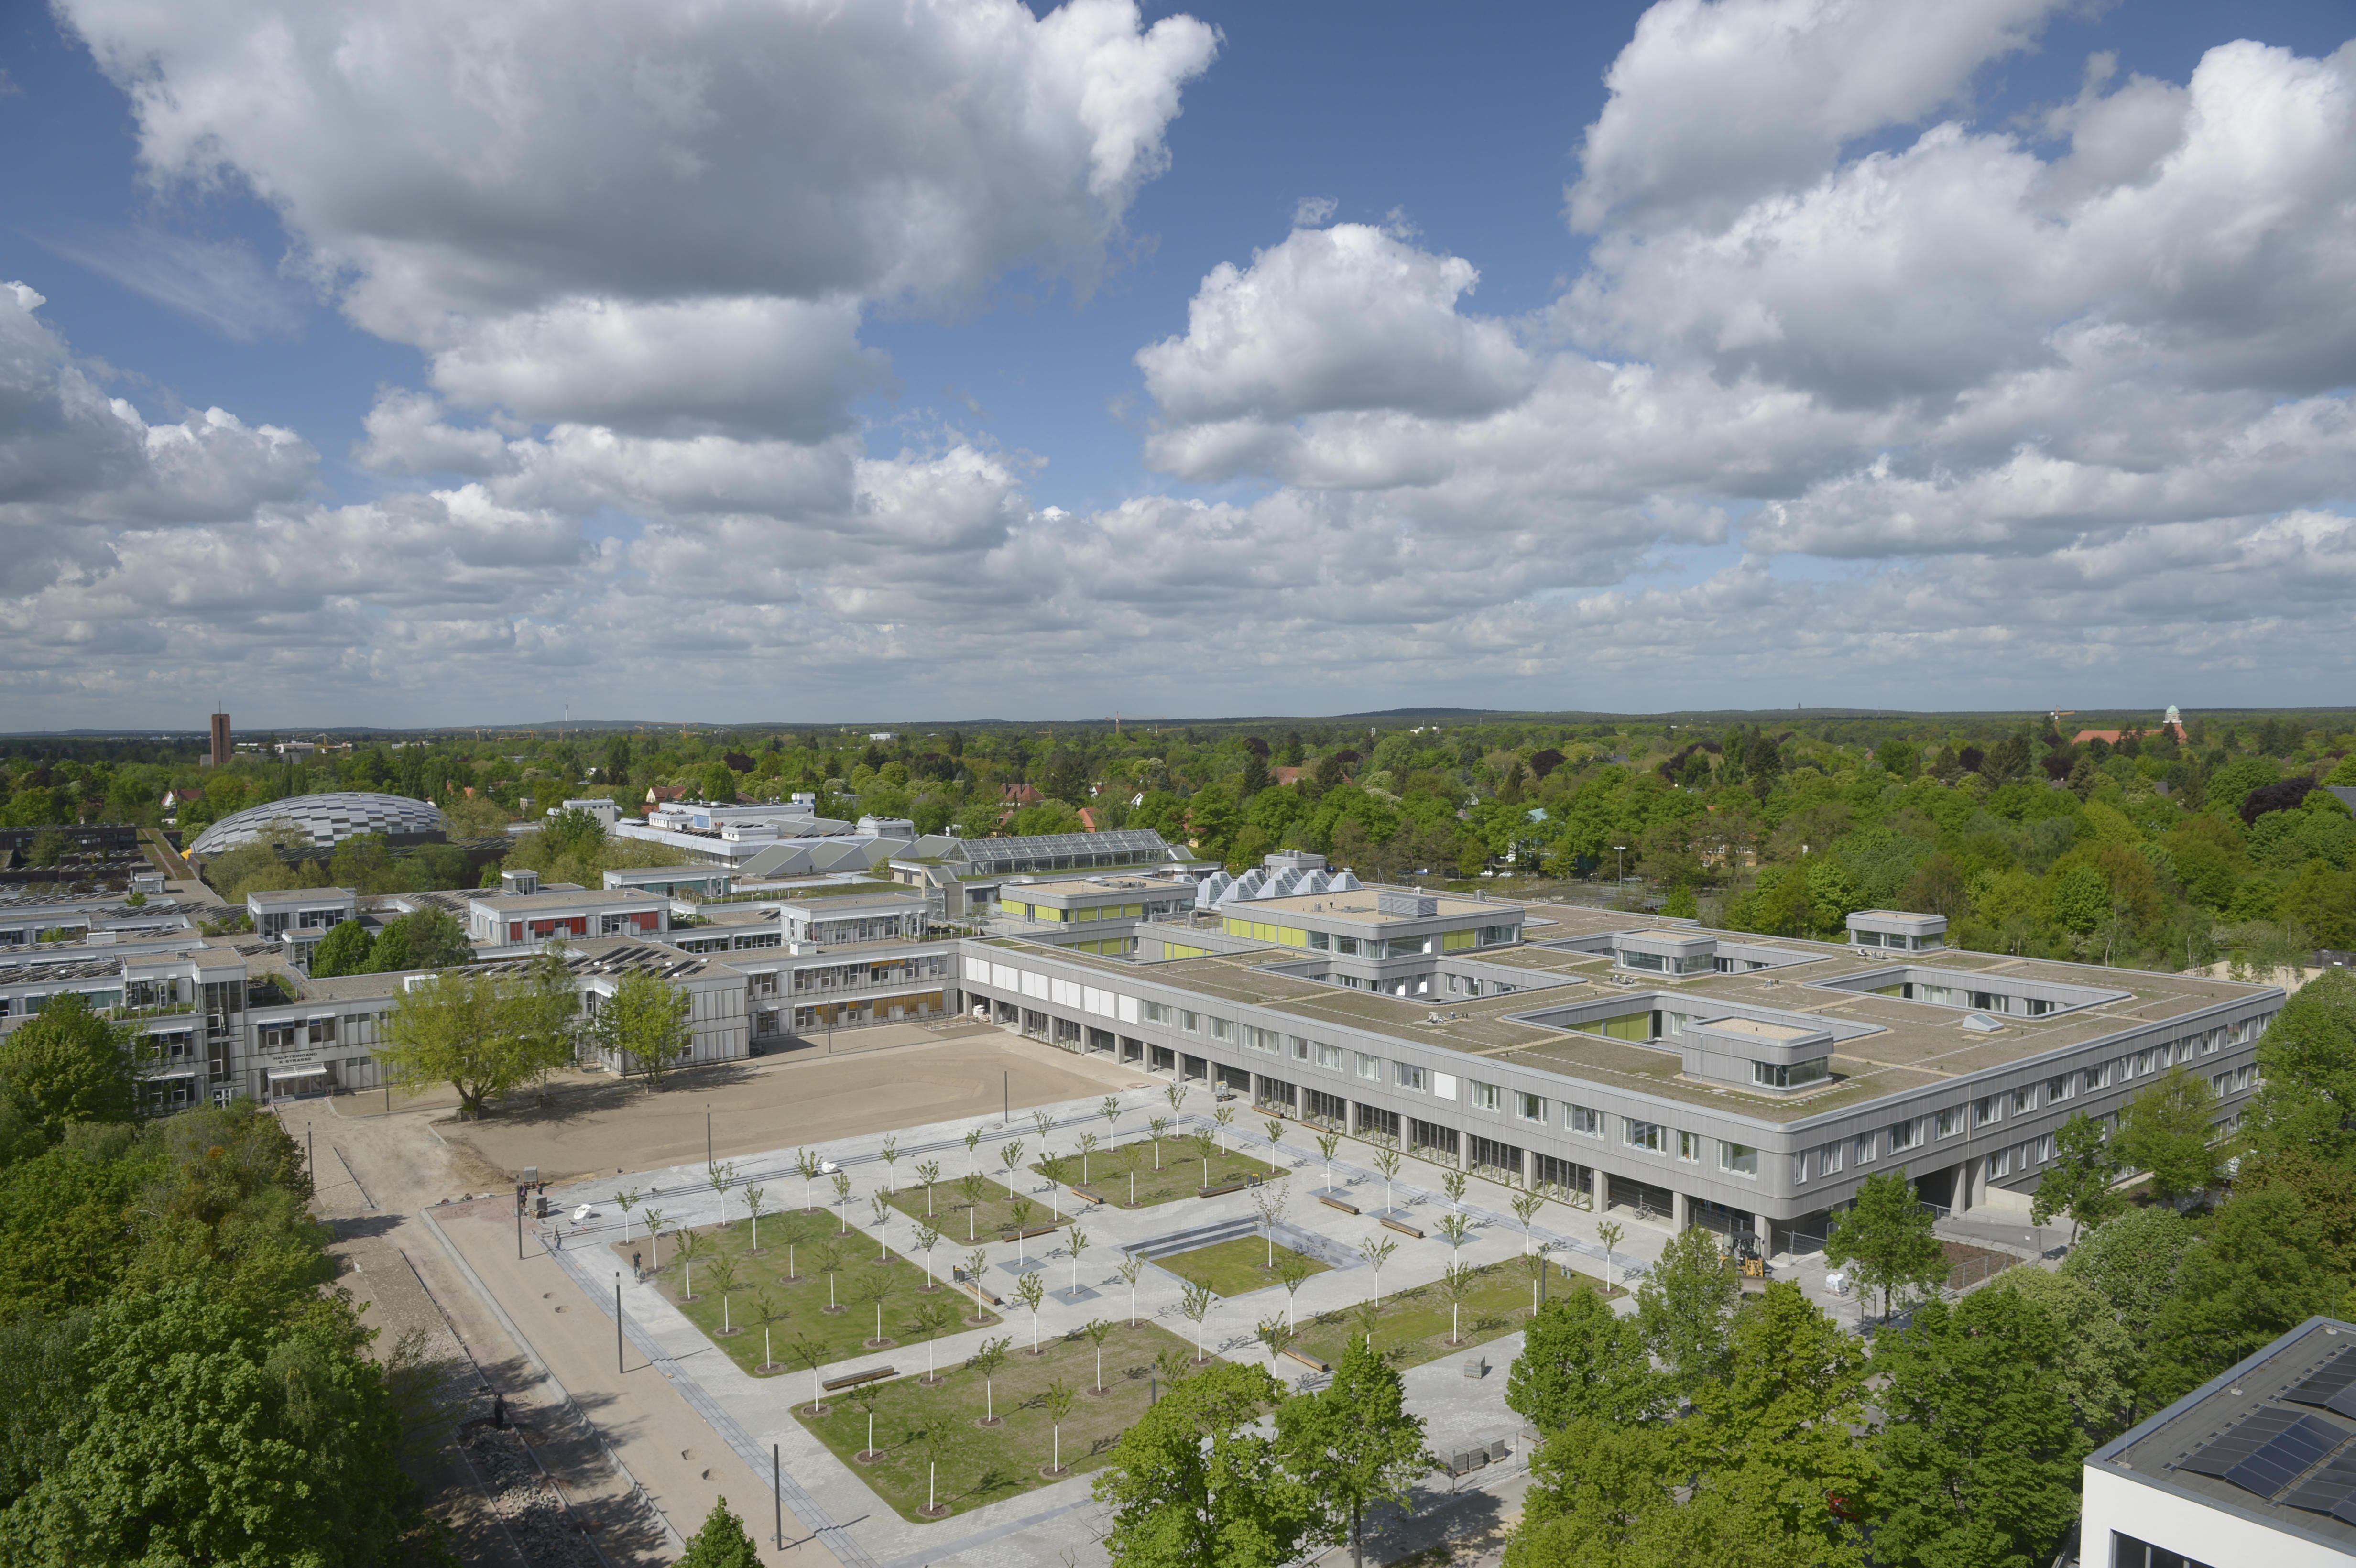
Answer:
[{"left": 188, "top": 791, "right": 449, "bottom": 857}]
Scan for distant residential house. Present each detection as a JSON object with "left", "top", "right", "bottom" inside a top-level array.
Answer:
[
  {"left": 1077, "top": 807, "right": 1100, "bottom": 831},
  {"left": 162, "top": 786, "right": 201, "bottom": 812},
  {"left": 645, "top": 785, "right": 687, "bottom": 807},
  {"left": 1273, "top": 766, "right": 1307, "bottom": 787},
  {"left": 1000, "top": 784, "right": 1043, "bottom": 807},
  {"left": 2074, "top": 721, "right": 2186, "bottom": 745}
]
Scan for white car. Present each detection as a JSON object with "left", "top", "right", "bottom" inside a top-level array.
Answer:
[{"left": 573, "top": 1204, "right": 598, "bottom": 1223}]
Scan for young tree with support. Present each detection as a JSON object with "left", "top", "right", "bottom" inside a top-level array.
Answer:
[
  {"left": 1065, "top": 1223, "right": 1091, "bottom": 1296},
  {"left": 1263, "top": 1116, "right": 1287, "bottom": 1174},
  {"left": 1276, "top": 1251, "right": 1313, "bottom": 1330},
  {"left": 1180, "top": 1281, "right": 1215, "bottom": 1363},
  {"left": 1042, "top": 1378, "right": 1077, "bottom": 1477},
  {"left": 914, "top": 1158, "right": 940, "bottom": 1216},
  {"left": 968, "top": 1336, "right": 1013, "bottom": 1425},
  {"left": 1014, "top": 1270, "right": 1047, "bottom": 1354},
  {"left": 1371, "top": 1141, "right": 1402, "bottom": 1213},
  {"left": 1082, "top": 1317, "right": 1116, "bottom": 1394},
  {"left": 1317, "top": 1131, "right": 1341, "bottom": 1192},
  {"left": 1146, "top": 1114, "right": 1171, "bottom": 1169},
  {"left": 1118, "top": 1252, "right": 1145, "bottom": 1328}
]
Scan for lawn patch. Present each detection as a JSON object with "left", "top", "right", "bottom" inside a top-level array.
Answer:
[
  {"left": 611, "top": 1218, "right": 988, "bottom": 1379},
  {"left": 1156, "top": 1236, "right": 1332, "bottom": 1299},
  {"left": 1287, "top": 1257, "right": 1604, "bottom": 1374},
  {"left": 792, "top": 1320, "right": 1211, "bottom": 1520}
]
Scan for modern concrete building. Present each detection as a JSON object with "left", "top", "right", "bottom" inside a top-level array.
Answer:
[
  {"left": 886, "top": 828, "right": 1206, "bottom": 918},
  {"left": 466, "top": 887, "right": 669, "bottom": 949},
  {"left": 2084, "top": 1316, "right": 2356, "bottom": 1567},
  {"left": 945, "top": 895, "right": 2280, "bottom": 1252},
  {"left": 602, "top": 864, "right": 735, "bottom": 898}
]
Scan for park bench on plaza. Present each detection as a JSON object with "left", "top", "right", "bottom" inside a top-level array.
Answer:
[
  {"left": 1318, "top": 1194, "right": 1361, "bottom": 1215},
  {"left": 1379, "top": 1216, "right": 1424, "bottom": 1239},
  {"left": 821, "top": 1365, "right": 895, "bottom": 1393}
]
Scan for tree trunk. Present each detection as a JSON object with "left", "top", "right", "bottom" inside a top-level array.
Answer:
[{"left": 1353, "top": 1498, "right": 1363, "bottom": 1568}]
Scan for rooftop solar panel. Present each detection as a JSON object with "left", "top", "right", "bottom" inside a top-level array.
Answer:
[
  {"left": 2179, "top": 1406, "right": 2309, "bottom": 1479},
  {"left": 2286, "top": 1352, "right": 2356, "bottom": 1420},
  {"left": 2283, "top": 1449, "right": 2356, "bottom": 1519},
  {"left": 2179, "top": 1408, "right": 2348, "bottom": 1499}
]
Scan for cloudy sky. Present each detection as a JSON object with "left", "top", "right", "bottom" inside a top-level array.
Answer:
[{"left": 2, "top": 0, "right": 2352, "bottom": 729}]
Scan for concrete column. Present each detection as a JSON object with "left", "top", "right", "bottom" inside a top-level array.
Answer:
[
  {"left": 1671, "top": 1189, "right": 1691, "bottom": 1230},
  {"left": 1755, "top": 1210, "right": 1776, "bottom": 1255},
  {"left": 1597, "top": 1169, "right": 1613, "bottom": 1214}
]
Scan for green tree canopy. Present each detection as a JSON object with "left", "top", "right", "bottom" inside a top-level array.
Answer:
[
  {"left": 1634, "top": 1225, "right": 1740, "bottom": 1401},
  {"left": 675, "top": 1495, "right": 761, "bottom": 1567},
  {"left": 374, "top": 968, "right": 573, "bottom": 1118},
  {"left": 2147, "top": 1181, "right": 2338, "bottom": 1407},
  {"left": 1093, "top": 1361, "right": 1306, "bottom": 1568},
  {"left": 1, "top": 1285, "right": 421, "bottom": 1565},
  {"left": 2031, "top": 1112, "right": 2125, "bottom": 1241},
  {"left": 2240, "top": 970, "right": 2356, "bottom": 1165},
  {"left": 2116, "top": 1067, "right": 2223, "bottom": 1202},
  {"left": 1276, "top": 1335, "right": 1432, "bottom": 1568},
  {"left": 1824, "top": 1171, "right": 1946, "bottom": 1323},
  {"left": 308, "top": 919, "right": 374, "bottom": 978},
  {"left": 0, "top": 994, "right": 141, "bottom": 1140},
  {"left": 1873, "top": 1288, "right": 2087, "bottom": 1568},
  {"left": 1507, "top": 1287, "right": 1660, "bottom": 1432},
  {"left": 589, "top": 969, "right": 693, "bottom": 1087}
]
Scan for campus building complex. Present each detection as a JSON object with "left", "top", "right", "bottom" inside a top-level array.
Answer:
[
  {"left": 940, "top": 871, "right": 2281, "bottom": 1250},
  {"left": 0, "top": 836, "right": 2283, "bottom": 1251}
]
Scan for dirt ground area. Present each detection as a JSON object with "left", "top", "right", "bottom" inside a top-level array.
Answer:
[
  {"left": 280, "top": 1028, "right": 1148, "bottom": 1566},
  {"left": 386, "top": 1029, "right": 1143, "bottom": 1188}
]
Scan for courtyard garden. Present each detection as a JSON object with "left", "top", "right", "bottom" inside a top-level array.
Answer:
[{"left": 793, "top": 1319, "right": 1211, "bottom": 1520}]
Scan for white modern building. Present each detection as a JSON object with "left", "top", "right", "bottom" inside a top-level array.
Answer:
[{"left": 2084, "top": 1316, "right": 2356, "bottom": 1566}]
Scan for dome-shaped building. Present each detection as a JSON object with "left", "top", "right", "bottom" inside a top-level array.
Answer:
[{"left": 189, "top": 791, "right": 449, "bottom": 857}]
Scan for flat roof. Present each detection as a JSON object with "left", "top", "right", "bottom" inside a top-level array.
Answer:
[
  {"left": 1238, "top": 892, "right": 1513, "bottom": 924},
  {"left": 986, "top": 895, "right": 2275, "bottom": 1123},
  {"left": 1701, "top": 1017, "right": 1819, "bottom": 1043},
  {"left": 2097, "top": 1317, "right": 2356, "bottom": 1555},
  {"left": 471, "top": 889, "right": 665, "bottom": 910},
  {"left": 1005, "top": 878, "right": 1175, "bottom": 898},
  {"left": 248, "top": 887, "right": 355, "bottom": 904}
]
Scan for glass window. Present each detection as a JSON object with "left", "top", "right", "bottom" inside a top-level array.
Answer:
[
  {"left": 1395, "top": 1061, "right": 1427, "bottom": 1092},
  {"left": 1819, "top": 1143, "right": 1843, "bottom": 1177},
  {"left": 1516, "top": 1091, "right": 1547, "bottom": 1122},
  {"left": 1677, "top": 1130, "right": 1700, "bottom": 1163},
  {"left": 1334, "top": 936, "right": 1359, "bottom": 956},
  {"left": 1288, "top": 1034, "right": 1311, "bottom": 1061},
  {"left": 2044, "top": 1074, "right": 2074, "bottom": 1103},
  {"left": 1793, "top": 1154, "right": 1810, "bottom": 1183},
  {"left": 1470, "top": 1081, "right": 1500, "bottom": 1111},
  {"left": 1753, "top": 1058, "right": 1830, "bottom": 1089},
  {"left": 1207, "top": 1017, "right": 1233, "bottom": 1042},
  {"left": 2011, "top": 1085, "right": 2037, "bottom": 1115},
  {"left": 1355, "top": 1052, "right": 1382, "bottom": 1081},
  {"left": 2083, "top": 1063, "right": 2108, "bottom": 1092},
  {"left": 1623, "top": 1118, "right": 1664, "bottom": 1153},
  {"left": 1973, "top": 1096, "right": 2001, "bottom": 1127},
  {"left": 1307, "top": 931, "right": 1330, "bottom": 951},
  {"left": 1178, "top": 1009, "right": 1200, "bottom": 1033},
  {"left": 1986, "top": 1148, "right": 2010, "bottom": 1179},
  {"left": 1566, "top": 1104, "right": 1603, "bottom": 1137},
  {"left": 1719, "top": 1142, "right": 1759, "bottom": 1177},
  {"left": 1316, "top": 1042, "right": 1343, "bottom": 1070},
  {"left": 1936, "top": 1107, "right": 1963, "bottom": 1138},
  {"left": 1853, "top": 1132, "right": 1876, "bottom": 1165},
  {"left": 1888, "top": 1118, "right": 1920, "bottom": 1152}
]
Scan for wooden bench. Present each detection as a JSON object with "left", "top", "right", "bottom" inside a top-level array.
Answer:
[
  {"left": 998, "top": 1223, "right": 1061, "bottom": 1241},
  {"left": 821, "top": 1365, "right": 895, "bottom": 1393},
  {"left": 1318, "top": 1195, "right": 1361, "bottom": 1216},
  {"left": 1380, "top": 1216, "right": 1425, "bottom": 1239},
  {"left": 952, "top": 1270, "right": 1004, "bottom": 1307},
  {"left": 1198, "top": 1181, "right": 1249, "bottom": 1199},
  {"left": 1282, "top": 1347, "right": 1331, "bottom": 1374},
  {"left": 1069, "top": 1187, "right": 1106, "bottom": 1207}
]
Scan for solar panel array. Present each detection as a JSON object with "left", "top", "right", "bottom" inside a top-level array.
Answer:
[
  {"left": 2286, "top": 1350, "right": 2356, "bottom": 1421},
  {"left": 2178, "top": 1405, "right": 2350, "bottom": 1501}
]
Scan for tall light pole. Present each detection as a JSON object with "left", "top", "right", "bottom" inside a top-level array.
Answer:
[{"left": 1613, "top": 844, "right": 1628, "bottom": 884}]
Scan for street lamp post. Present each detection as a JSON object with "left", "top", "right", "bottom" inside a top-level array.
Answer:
[{"left": 1613, "top": 844, "right": 1628, "bottom": 884}]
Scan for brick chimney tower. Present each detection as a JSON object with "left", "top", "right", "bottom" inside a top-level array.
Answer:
[{"left": 208, "top": 712, "right": 231, "bottom": 769}]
